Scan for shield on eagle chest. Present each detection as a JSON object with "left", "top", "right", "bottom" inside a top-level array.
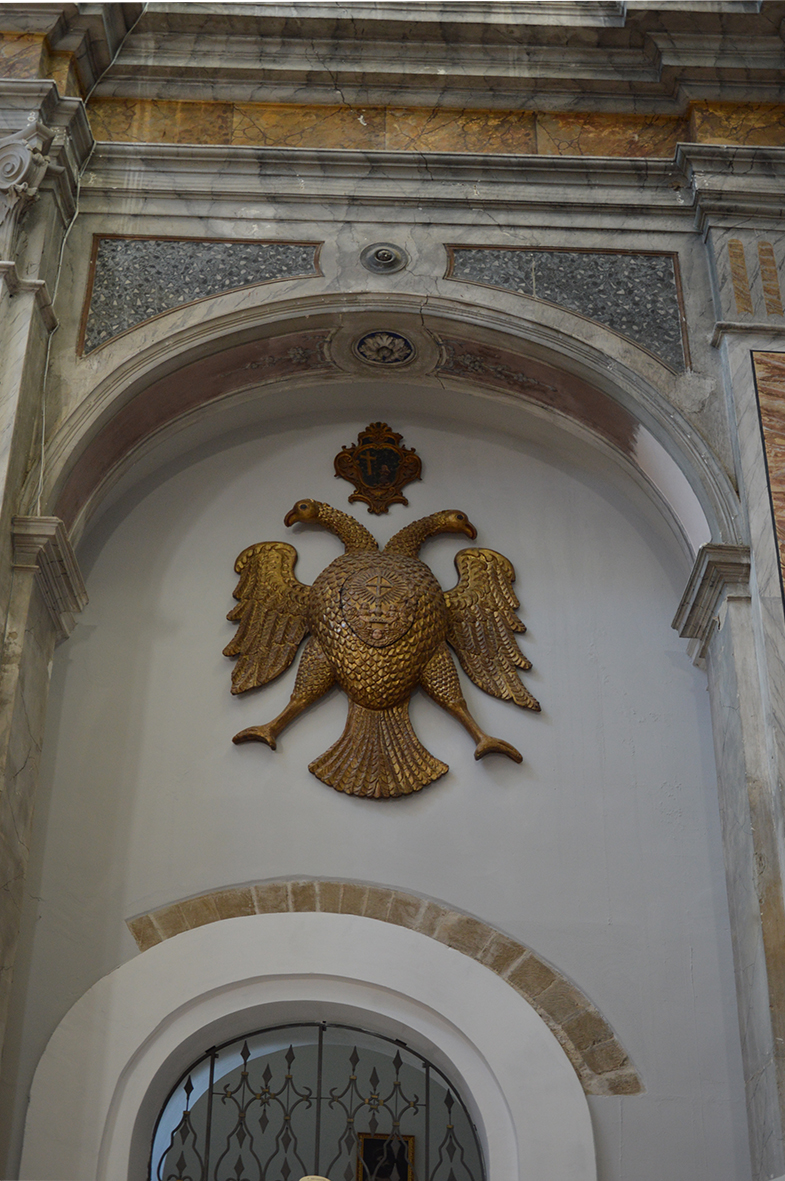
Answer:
[{"left": 341, "top": 564, "right": 417, "bottom": 646}]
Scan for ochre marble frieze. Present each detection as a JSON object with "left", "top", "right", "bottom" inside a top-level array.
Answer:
[
  {"left": 0, "top": 31, "right": 80, "bottom": 96},
  {"left": 689, "top": 102, "right": 785, "bottom": 148},
  {"left": 753, "top": 352, "right": 785, "bottom": 592},
  {"left": 84, "top": 98, "right": 785, "bottom": 156}
]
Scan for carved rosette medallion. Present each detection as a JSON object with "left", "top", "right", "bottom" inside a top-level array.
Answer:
[
  {"left": 354, "top": 331, "right": 415, "bottom": 366},
  {"left": 334, "top": 422, "right": 422, "bottom": 515}
]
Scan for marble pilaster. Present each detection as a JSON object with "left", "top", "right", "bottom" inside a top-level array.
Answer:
[
  {"left": 0, "top": 82, "right": 91, "bottom": 1067},
  {"left": 675, "top": 546, "right": 785, "bottom": 1180}
]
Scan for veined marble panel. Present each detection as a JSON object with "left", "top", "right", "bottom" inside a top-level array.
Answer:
[
  {"left": 0, "top": 33, "right": 45, "bottom": 79},
  {"left": 0, "top": 32, "right": 80, "bottom": 96},
  {"left": 447, "top": 247, "right": 687, "bottom": 372},
  {"left": 87, "top": 97, "right": 233, "bottom": 145},
  {"left": 535, "top": 110, "right": 687, "bottom": 157},
  {"left": 751, "top": 352, "right": 785, "bottom": 597},
  {"left": 690, "top": 102, "right": 785, "bottom": 148},
  {"left": 708, "top": 230, "right": 785, "bottom": 329},
  {"left": 81, "top": 237, "right": 322, "bottom": 354}
]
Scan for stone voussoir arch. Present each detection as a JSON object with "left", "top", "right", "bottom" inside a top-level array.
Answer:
[{"left": 128, "top": 878, "right": 642, "bottom": 1098}]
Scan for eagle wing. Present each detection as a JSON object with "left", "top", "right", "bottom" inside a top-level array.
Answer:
[
  {"left": 223, "top": 541, "right": 311, "bottom": 694},
  {"left": 444, "top": 548, "right": 540, "bottom": 710}
]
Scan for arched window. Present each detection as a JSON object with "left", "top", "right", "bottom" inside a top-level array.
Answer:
[{"left": 150, "top": 1021, "right": 486, "bottom": 1181}]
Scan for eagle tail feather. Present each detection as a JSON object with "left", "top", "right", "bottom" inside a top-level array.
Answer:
[{"left": 309, "top": 701, "right": 447, "bottom": 798}]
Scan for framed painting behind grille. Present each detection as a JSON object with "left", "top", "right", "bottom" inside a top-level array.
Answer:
[{"left": 357, "top": 1132, "right": 415, "bottom": 1181}]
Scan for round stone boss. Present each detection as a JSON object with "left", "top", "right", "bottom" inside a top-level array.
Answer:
[{"left": 360, "top": 241, "right": 409, "bottom": 273}]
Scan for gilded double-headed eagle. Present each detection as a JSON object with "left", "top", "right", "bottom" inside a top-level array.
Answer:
[{"left": 225, "top": 499, "right": 540, "bottom": 798}]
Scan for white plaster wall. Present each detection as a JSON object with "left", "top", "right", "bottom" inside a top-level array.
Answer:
[{"left": 8, "top": 380, "right": 749, "bottom": 1180}]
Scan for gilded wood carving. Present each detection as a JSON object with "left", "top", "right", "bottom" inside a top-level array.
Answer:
[
  {"left": 225, "top": 499, "right": 540, "bottom": 798},
  {"left": 334, "top": 422, "right": 421, "bottom": 514}
]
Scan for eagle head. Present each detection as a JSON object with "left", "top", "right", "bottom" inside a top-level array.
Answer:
[
  {"left": 285, "top": 498, "right": 322, "bottom": 527},
  {"left": 433, "top": 509, "right": 478, "bottom": 540}
]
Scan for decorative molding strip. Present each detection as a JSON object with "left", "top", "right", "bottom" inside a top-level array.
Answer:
[
  {"left": 672, "top": 543, "right": 751, "bottom": 666},
  {"left": 80, "top": 235, "right": 322, "bottom": 354},
  {"left": 0, "top": 261, "right": 57, "bottom": 331},
  {"left": 12, "top": 516, "right": 88, "bottom": 641},
  {"left": 446, "top": 246, "right": 687, "bottom": 372},
  {"left": 711, "top": 322, "right": 785, "bottom": 348},
  {"left": 127, "top": 878, "right": 643, "bottom": 1097}
]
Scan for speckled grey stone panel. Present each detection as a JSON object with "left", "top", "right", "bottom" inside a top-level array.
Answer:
[
  {"left": 449, "top": 248, "right": 686, "bottom": 371},
  {"left": 83, "top": 237, "right": 320, "bottom": 353}
]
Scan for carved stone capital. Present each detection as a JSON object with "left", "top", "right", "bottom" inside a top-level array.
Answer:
[
  {"left": 0, "top": 117, "right": 54, "bottom": 228},
  {"left": 672, "top": 543, "right": 751, "bottom": 666},
  {"left": 12, "top": 517, "right": 87, "bottom": 642}
]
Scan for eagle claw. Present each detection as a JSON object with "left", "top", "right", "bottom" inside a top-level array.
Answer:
[
  {"left": 474, "top": 736, "right": 523, "bottom": 763},
  {"left": 233, "top": 726, "right": 277, "bottom": 749}
]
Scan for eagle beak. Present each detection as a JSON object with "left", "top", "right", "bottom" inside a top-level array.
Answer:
[
  {"left": 463, "top": 520, "right": 478, "bottom": 539},
  {"left": 284, "top": 507, "right": 300, "bottom": 527}
]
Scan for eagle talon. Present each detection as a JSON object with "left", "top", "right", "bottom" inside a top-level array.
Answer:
[
  {"left": 233, "top": 726, "right": 277, "bottom": 749},
  {"left": 474, "top": 736, "right": 523, "bottom": 763}
]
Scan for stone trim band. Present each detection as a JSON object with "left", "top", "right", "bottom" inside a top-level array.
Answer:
[{"left": 127, "top": 878, "right": 643, "bottom": 1098}]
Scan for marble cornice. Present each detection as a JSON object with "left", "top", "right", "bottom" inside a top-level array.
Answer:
[
  {"left": 80, "top": 1, "right": 785, "bottom": 110},
  {"left": 672, "top": 543, "right": 752, "bottom": 665},
  {"left": 676, "top": 144, "right": 785, "bottom": 232},
  {"left": 81, "top": 142, "right": 690, "bottom": 213}
]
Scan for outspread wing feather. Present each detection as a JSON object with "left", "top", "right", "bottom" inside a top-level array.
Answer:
[
  {"left": 444, "top": 548, "right": 540, "bottom": 711},
  {"left": 223, "top": 541, "right": 311, "bottom": 694}
]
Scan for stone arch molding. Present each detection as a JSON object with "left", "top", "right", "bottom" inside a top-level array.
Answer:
[
  {"left": 128, "top": 878, "right": 641, "bottom": 1098},
  {"left": 22, "top": 912, "right": 599, "bottom": 1181},
  {"left": 36, "top": 290, "right": 739, "bottom": 551}
]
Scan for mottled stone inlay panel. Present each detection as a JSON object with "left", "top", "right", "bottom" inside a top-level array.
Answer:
[
  {"left": 448, "top": 247, "right": 687, "bottom": 371},
  {"left": 81, "top": 237, "right": 321, "bottom": 353},
  {"left": 753, "top": 352, "right": 785, "bottom": 597},
  {"left": 127, "top": 877, "right": 643, "bottom": 1097}
]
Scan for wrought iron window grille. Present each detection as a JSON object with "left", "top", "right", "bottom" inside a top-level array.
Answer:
[{"left": 149, "top": 1021, "right": 486, "bottom": 1181}]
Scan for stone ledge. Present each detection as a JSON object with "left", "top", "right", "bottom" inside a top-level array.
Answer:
[
  {"left": 127, "top": 877, "right": 643, "bottom": 1097},
  {"left": 12, "top": 516, "right": 88, "bottom": 640},
  {"left": 672, "top": 543, "right": 751, "bottom": 666}
]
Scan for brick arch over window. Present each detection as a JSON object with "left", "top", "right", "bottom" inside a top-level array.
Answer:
[{"left": 128, "top": 878, "right": 642, "bottom": 1098}]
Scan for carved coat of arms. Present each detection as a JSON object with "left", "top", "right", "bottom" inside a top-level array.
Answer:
[
  {"left": 225, "top": 499, "right": 540, "bottom": 799},
  {"left": 334, "top": 422, "right": 421, "bottom": 514}
]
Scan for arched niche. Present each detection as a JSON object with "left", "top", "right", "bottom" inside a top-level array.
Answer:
[{"left": 20, "top": 913, "right": 597, "bottom": 1181}]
